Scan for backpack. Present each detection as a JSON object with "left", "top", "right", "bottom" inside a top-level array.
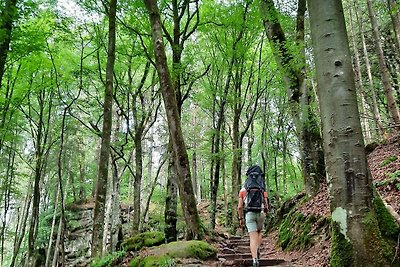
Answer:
[{"left": 244, "top": 165, "right": 266, "bottom": 212}]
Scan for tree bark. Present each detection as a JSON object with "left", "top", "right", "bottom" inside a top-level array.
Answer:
[
  {"left": 308, "top": 0, "right": 387, "bottom": 265},
  {"left": 387, "top": 0, "right": 400, "bottom": 52},
  {"left": 91, "top": 0, "right": 117, "bottom": 257},
  {"left": 367, "top": 0, "right": 400, "bottom": 129},
  {"left": 144, "top": 0, "right": 203, "bottom": 239},
  {"left": 0, "top": 0, "right": 17, "bottom": 90},
  {"left": 164, "top": 156, "right": 178, "bottom": 242},
  {"left": 348, "top": 7, "right": 372, "bottom": 143},
  {"left": 260, "top": 0, "right": 325, "bottom": 197},
  {"left": 353, "top": 1, "right": 385, "bottom": 138}
]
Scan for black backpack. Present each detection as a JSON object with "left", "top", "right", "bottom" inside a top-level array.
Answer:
[{"left": 244, "top": 165, "right": 266, "bottom": 212}]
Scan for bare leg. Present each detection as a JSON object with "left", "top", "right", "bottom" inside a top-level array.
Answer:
[
  {"left": 249, "top": 231, "right": 259, "bottom": 259},
  {"left": 257, "top": 230, "right": 262, "bottom": 258}
]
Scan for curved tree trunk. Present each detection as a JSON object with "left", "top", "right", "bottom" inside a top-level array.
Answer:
[
  {"left": 144, "top": 0, "right": 203, "bottom": 239},
  {"left": 308, "top": 0, "right": 387, "bottom": 265}
]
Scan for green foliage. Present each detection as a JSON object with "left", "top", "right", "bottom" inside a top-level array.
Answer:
[
  {"left": 373, "top": 170, "right": 400, "bottom": 188},
  {"left": 380, "top": 156, "right": 398, "bottom": 167},
  {"left": 122, "top": 231, "right": 165, "bottom": 252},
  {"left": 128, "top": 240, "right": 216, "bottom": 267},
  {"left": 362, "top": 212, "right": 393, "bottom": 266},
  {"left": 91, "top": 251, "right": 126, "bottom": 267},
  {"left": 373, "top": 195, "right": 399, "bottom": 240}
]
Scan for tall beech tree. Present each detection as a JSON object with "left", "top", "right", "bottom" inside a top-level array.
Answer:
[
  {"left": 308, "top": 0, "right": 388, "bottom": 265},
  {"left": 91, "top": 0, "right": 117, "bottom": 257},
  {"left": 159, "top": 0, "right": 201, "bottom": 242},
  {"left": 260, "top": 0, "right": 325, "bottom": 197},
  {"left": 144, "top": 0, "right": 203, "bottom": 239}
]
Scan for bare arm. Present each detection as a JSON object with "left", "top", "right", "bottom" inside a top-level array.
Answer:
[{"left": 238, "top": 197, "right": 244, "bottom": 219}]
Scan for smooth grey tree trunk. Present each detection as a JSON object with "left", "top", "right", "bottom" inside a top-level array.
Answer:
[{"left": 308, "top": 0, "right": 387, "bottom": 265}]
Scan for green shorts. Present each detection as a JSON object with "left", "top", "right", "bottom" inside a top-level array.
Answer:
[{"left": 245, "top": 211, "right": 266, "bottom": 232}]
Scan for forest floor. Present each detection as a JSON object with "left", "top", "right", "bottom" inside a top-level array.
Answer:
[{"left": 200, "top": 134, "right": 400, "bottom": 266}]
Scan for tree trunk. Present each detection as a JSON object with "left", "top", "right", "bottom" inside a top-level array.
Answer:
[
  {"left": 353, "top": 1, "right": 386, "bottom": 138},
  {"left": 28, "top": 89, "right": 48, "bottom": 261},
  {"left": 260, "top": 0, "right": 325, "bottom": 197},
  {"left": 164, "top": 156, "right": 178, "bottom": 242},
  {"left": 388, "top": 0, "right": 400, "bottom": 52},
  {"left": 0, "top": 0, "right": 17, "bottom": 89},
  {"left": 131, "top": 62, "right": 150, "bottom": 234},
  {"left": 367, "top": 0, "right": 400, "bottom": 128},
  {"left": 144, "top": 0, "right": 203, "bottom": 239},
  {"left": 308, "top": 0, "right": 387, "bottom": 265},
  {"left": 1, "top": 147, "right": 15, "bottom": 266},
  {"left": 10, "top": 190, "right": 32, "bottom": 267},
  {"left": 348, "top": 7, "right": 372, "bottom": 143},
  {"left": 91, "top": 0, "right": 117, "bottom": 257},
  {"left": 77, "top": 135, "right": 86, "bottom": 201},
  {"left": 45, "top": 186, "right": 60, "bottom": 267}
]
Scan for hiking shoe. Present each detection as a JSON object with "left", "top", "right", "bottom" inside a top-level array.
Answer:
[{"left": 252, "top": 259, "right": 259, "bottom": 267}]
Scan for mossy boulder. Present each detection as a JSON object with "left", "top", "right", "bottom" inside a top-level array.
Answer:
[
  {"left": 278, "top": 211, "right": 320, "bottom": 250},
  {"left": 122, "top": 231, "right": 166, "bottom": 252},
  {"left": 129, "top": 240, "right": 217, "bottom": 267},
  {"left": 91, "top": 251, "right": 126, "bottom": 267}
]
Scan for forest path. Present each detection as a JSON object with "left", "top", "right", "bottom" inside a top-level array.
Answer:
[{"left": 215, "top": 235, "right": 299, "bottom": 266}]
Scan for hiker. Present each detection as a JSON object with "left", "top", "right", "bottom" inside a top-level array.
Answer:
[{"left": 237, "top": 165, "right": 269, "bottom": 267}]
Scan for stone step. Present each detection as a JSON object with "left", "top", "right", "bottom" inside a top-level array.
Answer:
[
  {"left": 233, "top": 258, "right": 290, "bottom": 266},
  {"left": 218, "top": 253, "right": 252, "bottom": 261}
]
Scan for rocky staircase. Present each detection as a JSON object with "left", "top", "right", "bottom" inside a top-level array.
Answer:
[{"left": 217, "top": 236, "right": 295, "bottom": 266}]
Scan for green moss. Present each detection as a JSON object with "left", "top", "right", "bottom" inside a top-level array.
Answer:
[
  {"left": 129, "top": 240, "right": 216, "bottom": 267},
  {"left": 330, "top": 222, "right": 352, "bottom": 267},
  {"left": 362, "top": 212, "right": 391, "bottom": 266},
  {"left": 277, "top": 211, "right": 320, "bottom": 250},
  {"left": 373, "top": 195, "right": 399, "bottom": 239},
  {"left": 380, "top": 156, "right": 398, "bottom": 167},
  {"left": 91, "top": 251, "right": 126, "bottom": 267},
  {"left": 161, "top": 240, "right": 216, "bottom": 260},
  {"left": 129, "top": 255, "right": 175, "bottom": 267},
  {"left": 122, "top": 231, "right": 165, "bottom": 252}
]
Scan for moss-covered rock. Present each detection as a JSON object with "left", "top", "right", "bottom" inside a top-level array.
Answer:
[
  {"left": 91, "top": 251, "right": 126, "bottom": 267},
  {"left": 277, "top": 211, "right": 320, "bottom": 250},
  {"left": 129, "top": 240, "right": 217, "bottom": 267},
  {"left": 129, "top": 255, "right": 175, "bottom": 267},
  {"left": 122, "top": 231, "right": 166, "bottom": 252}
]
